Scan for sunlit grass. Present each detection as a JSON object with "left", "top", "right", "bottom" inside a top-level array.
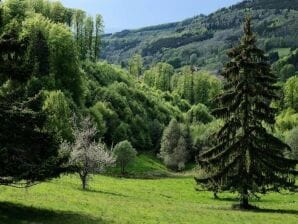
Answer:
[{"left": 0, "top": 155, "right": 297, "bottom": 224}]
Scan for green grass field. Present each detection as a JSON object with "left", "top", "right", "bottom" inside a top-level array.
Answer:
[{"left": 0, "top": 155, "right": 297, "bottom": 224}]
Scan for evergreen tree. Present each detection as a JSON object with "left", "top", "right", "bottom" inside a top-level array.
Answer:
[
  {"left": 196, "top": 17, "right": 298, "bottom": 209},
  {"left": 0, "top": 20, "right": 67, "bottom": 187}
]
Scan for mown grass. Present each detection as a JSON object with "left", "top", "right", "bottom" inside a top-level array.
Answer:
[{"left": 0, "top": 154, "right": 297, "bottom": 224}]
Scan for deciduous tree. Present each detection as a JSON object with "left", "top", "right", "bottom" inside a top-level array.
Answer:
[
  {"left": 62, "top": 116, "right": 115, "bottom": 190},
  {"left": 113, "top": 140, "right": 137, "bottom": 175}
]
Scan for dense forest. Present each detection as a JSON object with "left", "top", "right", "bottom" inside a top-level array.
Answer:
[
  {"left": 102, "top": 0, "right": 298, "bottom": 73},
  {"left": 0, "top": 0, "right": 297, "bottom": 222}
]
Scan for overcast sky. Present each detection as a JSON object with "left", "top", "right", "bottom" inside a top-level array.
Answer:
[{"left": 60, "top": 0, "right": 241, "bottom": 33}]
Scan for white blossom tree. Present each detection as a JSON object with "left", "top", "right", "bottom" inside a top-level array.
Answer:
[{"left": 62, "top": 116, "right": 115, "bottom": 190}]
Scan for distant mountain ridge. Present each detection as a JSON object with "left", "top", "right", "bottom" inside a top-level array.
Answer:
[{"left": 101, "top": 0, "right": 298, "bottom": 71}]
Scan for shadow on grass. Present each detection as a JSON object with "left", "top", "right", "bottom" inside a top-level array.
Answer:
[
  {"left": 83, "top": 189, "right": 129, "bottom": 198},
  {"left": 249, "top": 207, "right": 298, "bottom": 215},
  {"left": 215, "top": 197, "right": 239, "bottom": 202},
  {"left": 103, "top": 171, "right": 175, "bottom": 180},
  {"left": 215, "top": 205, "right": 298, "bottom": 215},
  {"left": 0, "top": 202, "right": 108, "bottom": 224}
]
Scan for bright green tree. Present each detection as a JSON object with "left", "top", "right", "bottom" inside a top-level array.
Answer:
[
  {"left": 284, "top": 76, "right": 298, "bottom": 111},
  {"left": 113, "top": 140, "right": 137, "bottom": 175},
  {"left": 128, "top": 54, "right": 143, "bottom": 78},
  {"left": 94, "top": 14, "right": 103, "bottom": 61},
  {"left": 42, "top": 90, "right": 73, "bottom": 142}
]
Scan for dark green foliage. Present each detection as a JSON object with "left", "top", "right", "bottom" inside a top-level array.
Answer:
[
  {"left": 142, "top": 30, "right": 213, "bottom": 56},
  {"left": 233, "top": 0, "right": 298, "bottom": 10},
  {"left": 280, "top": 64, "right": 296, "bottom": 81},
  {"left": 196, "top": 17, "right": 298, "bottom": 208},
  {"left": 102, "top": 1, "right": 298, "bottom": 70},
  {"left": 28, "top": 30, "right": 50, "bottom": 76},
  {"left": 0, "top": 23, "right": 32, "bottom": 82},
  {"left": 268, "top": 51, "right": 279, "bottom": 63},
  {"left": 167, "top": 57, "right": 181, "bottom": 69},
  {"left": 0, "top": 102, "right": 66, "bottom": 186},
  {"left": 0, "top": 11, "right": 67, "bottom": 186}
]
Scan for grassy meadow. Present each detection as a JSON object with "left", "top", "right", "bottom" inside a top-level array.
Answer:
[{"left": 0, "top": 154, "right": 297, "bottom": 224}]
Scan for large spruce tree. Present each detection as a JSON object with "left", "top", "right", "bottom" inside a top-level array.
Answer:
[
  {"left": 196, "top": 17, "right": 298, "bottom": 209},
  {"left": 0, "top": 6, "right": 67, "bottom": 187}
]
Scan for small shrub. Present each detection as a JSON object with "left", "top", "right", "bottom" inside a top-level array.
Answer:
[{"left": 113, "top": 140, "right": 137, "bottom": 174}]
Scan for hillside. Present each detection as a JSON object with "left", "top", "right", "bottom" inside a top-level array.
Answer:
[{"left": 101, "top": 0, "right": 298, "bottom": 71}]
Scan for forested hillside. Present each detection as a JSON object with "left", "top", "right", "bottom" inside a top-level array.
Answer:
[
  {"left": 102, "top": 0, "right": 298, "bottom": 71},
  {"left": 0, "top": 0, "right": 297, "bottom": 189},
  {"left": 0, "top": 0, "right": 298, "bottom": 221}
]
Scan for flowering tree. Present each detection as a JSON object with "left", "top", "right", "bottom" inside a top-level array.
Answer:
[{"left": 62, "top": 116, "right": 115, "bottom": 190}]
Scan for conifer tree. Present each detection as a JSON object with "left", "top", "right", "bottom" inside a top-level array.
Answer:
[
  {"left": 0, "top": 14, "right": 67, "bottom": 187},
  {"left": 196, "top": 17, "right": 298, "bottom": 209}
]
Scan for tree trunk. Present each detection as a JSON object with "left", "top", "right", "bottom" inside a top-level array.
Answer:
[
  {"left": 213, "top": 192, "right": 219, "bottom": 200},
  {"left": 121, "top": 161, "right": 125, "bottom": 175},
  {"left": 80, "top": 174, "right": 87, "bottom": 190},
  {"left": 240, "top": 188, "right": 249, "bottom": 209}
]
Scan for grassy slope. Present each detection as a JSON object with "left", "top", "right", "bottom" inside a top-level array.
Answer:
[{"left": 0, "top": 155, "right": 297, "bottom": 224}]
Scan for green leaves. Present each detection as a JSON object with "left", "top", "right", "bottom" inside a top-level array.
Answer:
[
  {"left": 284, "top": 76, "right": 298, "bottom": 111},
  {"left": 113, "top": 140, "right": 137, "bottom": 174}
]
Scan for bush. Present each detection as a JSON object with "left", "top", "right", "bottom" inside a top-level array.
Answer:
[
  {"left": 285, "top": 127, "right": 298, "bottom": 160},
  {"left": 186, "top": 104, "right": 214, "bottom": 124},
  {"left": 276, "top": 108, "right": 298, "bottom": 132},
  {"left": 284, "top": 76, "right": 298, "bottom": 111},
  {"left": 113, "top": 140, "right": 137, "bottom": 174},
  {"left": 159, "top": 119, "right": 190, "bottom": 171}
]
